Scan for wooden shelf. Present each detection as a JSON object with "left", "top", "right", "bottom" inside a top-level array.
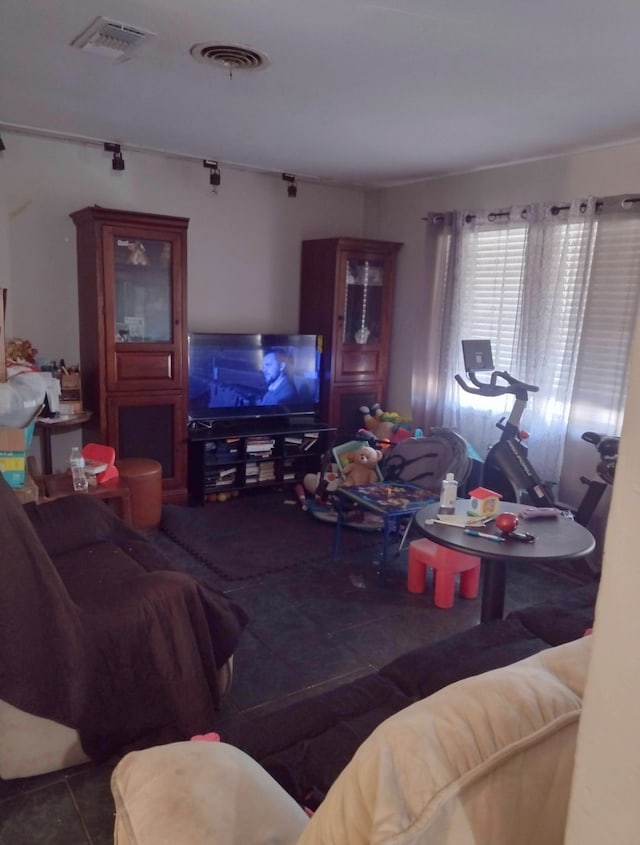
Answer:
[{"left": 187, "top": 417, "right": 335, "bottom": 504}]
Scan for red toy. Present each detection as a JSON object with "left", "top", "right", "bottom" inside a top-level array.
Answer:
[{"left": 495, "top": 512, "right": 519, "bottom": 534}]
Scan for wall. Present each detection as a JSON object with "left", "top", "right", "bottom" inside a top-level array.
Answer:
[
  {"left": 0, "top": 131, "right": 366, "bottom": 470},
  {"left": 564, "top": 317, "right": 640, "bottom": 845}
]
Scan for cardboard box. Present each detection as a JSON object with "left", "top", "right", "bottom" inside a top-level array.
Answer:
[
  {"left": 59, "top": 371, "right": 83, "bottom": 417},
  {"left": 0, "top": 422, "right": 35, "bottom": 488},
  {"left": 0, "top": 290, "right": 38, "bottom": 487},
  {"left": 12, "top": 470, "right": 39, "bottom": 504},
  {"left": 60, "top": 372, "right": 82, "bottom": 401}
]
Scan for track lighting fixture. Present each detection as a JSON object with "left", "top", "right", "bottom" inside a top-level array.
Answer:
[
  {"left": 104, "top": 142, "right": 125, "bottom": 171},
  {"left": 282, "top": 172, "right": 297, "bottom": 198},
  {"left": 203, "top": 159, "right": 221, "bottom": 189}
]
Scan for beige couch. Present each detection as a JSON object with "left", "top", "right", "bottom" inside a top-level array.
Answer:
[
  {"left": 111, "top": 635, "right": 590, "bottom": 845},
  {"left": 0, "top": 663, "right": 233, "bottom": 781}
]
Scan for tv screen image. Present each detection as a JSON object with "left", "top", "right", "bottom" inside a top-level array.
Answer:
[{"left": 188, "top": 333, "right": 322, "bottom": 422}]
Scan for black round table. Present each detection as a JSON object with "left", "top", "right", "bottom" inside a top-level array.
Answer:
[{"left": 415, "top": 499, "right": 595, "bottom": 622}]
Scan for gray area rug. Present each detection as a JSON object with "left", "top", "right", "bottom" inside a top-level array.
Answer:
[{"left": 160, "top": 492, "right": 381, "bottom": 581}]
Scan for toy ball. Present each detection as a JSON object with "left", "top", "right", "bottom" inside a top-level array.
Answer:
[{"left": 495, "top": 512, "right": 519, "bottom": 534}]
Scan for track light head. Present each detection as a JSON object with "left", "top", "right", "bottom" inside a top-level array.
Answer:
[
  {"left": 104, "top": 142, "right": 125, "bottom": 171},
  {"left": 203, "top": 159, "right": 221, "bottom": 189},
  {"left": 282, "top": 172, "right": 297, "bottom": 198},
  {"left": 0, "top": 136, "right": 5, "bottom": 153}
]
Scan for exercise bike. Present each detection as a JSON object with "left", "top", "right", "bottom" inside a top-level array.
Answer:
[
  {"left": 573, "top": 430, "right": 619, "bottom": 527},
  {"left": 455, "top": 340, "right": 619, "bottom": 526}
]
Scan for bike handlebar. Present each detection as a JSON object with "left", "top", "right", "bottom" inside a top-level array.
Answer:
[{"left": 455, "top": 369, "right": 540, "bottom": 398}]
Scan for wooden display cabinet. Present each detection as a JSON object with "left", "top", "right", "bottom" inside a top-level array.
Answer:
[
  {"left": 299, "top": 237, "right": 402, "bottom": 442},
  {"left": 70, "top": 206, "right": 189, "bottom": 501}
]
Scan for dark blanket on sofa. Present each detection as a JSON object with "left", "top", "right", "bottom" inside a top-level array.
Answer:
[
  {"left": 0, "top": 473, "right": 248, "bottom": 762},
  {"left": 220, "top": 582, "right": 598, "bottom": 808}
]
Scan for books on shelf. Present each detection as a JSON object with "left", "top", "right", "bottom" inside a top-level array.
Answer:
[
  {"left": 246, "top": 435, "right": 276, "bottom": 458},
  {"left": 284, "top": 432, "right": 319, "bottom": 452},
  {"left": 205, "top": 438, "right": 240, "bottom": 462},
  {"left": 299, "top": 431, "right": 319, "bottom": 451},
  {"left": 258, "top": 461, "right": 275, "bottom": 481},
  {"left": 245, "top": 460, "right": 276, "bottom": 483},
  {"left": 206, "top": 465, "right": 237, "bottom": 488}
]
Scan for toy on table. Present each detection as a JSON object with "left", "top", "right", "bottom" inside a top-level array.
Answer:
[
  {"left": 81, "top": 443, "right": 119, "bottom": 485},
  {"left": 467, "top": 486, "right": 502, "bottom": 519},
  {"left": 495, "top": 512, "right": 519, "bottom": 534}
]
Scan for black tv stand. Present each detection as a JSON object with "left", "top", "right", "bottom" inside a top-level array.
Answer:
[{"left": 187, "top": 416, "right": 336, "bottom": 504}]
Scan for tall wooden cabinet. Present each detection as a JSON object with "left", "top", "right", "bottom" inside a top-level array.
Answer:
[
  {"left": 299, "top": 237, "right": 402, "bottom": 442},
  {"left": 70, "top": 206, "right": 189, "bottom": 502}
]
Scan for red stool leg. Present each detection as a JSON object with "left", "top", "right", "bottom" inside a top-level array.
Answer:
[
  {"left": 460, "top": 565, "right": 481, "bottom": 599},
  {"left": 433, "top": 570, "right": 456, "bottom": 608},
  {"left": 407, "top": 547, "right": 428, "bottom": 594}
]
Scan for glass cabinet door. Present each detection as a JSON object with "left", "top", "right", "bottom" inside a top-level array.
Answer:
[
  {"left": 113, "top": 235, "right": 172, "bottom": 343},
  {"left": 342, "top": 259, "right": 384, "bottom": 345}
]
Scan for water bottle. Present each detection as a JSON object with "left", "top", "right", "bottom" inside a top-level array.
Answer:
[
  {"left": 439, "top": 472, "right": 457, "bottom": 515},
  {"left": 69, "top": 446, "right": 88, "bottom": 492}
]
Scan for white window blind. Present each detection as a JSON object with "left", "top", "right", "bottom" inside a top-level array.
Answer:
[
  {"left": 444, "top": 198, "right": 640, "bottom": 487},
  {"left": 570, "top": 214, "right": 640, "bottom": 432},
  {"left": 457, "top": 225, "right": 526, "bottom": 372}
]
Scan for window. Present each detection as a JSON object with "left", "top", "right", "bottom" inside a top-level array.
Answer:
[{"left": 428, "top": 197, "right": 640, "bottom": 491}]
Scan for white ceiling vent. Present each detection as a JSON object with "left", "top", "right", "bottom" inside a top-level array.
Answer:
[
  {"left": 70, "top": 17, "right": 155, "bottom": 59},
  {"left": 190, "top": 43, "right": 270, "bottom": 75}
]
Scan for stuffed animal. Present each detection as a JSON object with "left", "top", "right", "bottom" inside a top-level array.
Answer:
[
  {"left": 302, "top": 467, "right": 341, "bottom": 503},
  {"left": 342, "top": 444, "right": 382, "bottom": 486},
  {"left": 359, "top": 404, "right": 413, "bottom": 449}
]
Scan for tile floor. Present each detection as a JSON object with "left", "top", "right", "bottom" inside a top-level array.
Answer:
[{"left": 0, "top": 498, "right": 594, "bottom": 844}]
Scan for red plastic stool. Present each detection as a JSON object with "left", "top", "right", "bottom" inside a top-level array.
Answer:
[{"left": 407, "top": 538, "right": 481, "bottom": 608}]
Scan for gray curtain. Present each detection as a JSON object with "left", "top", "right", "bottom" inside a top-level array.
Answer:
[{"left": 415, "top": 196, "right": 640, "bottom": 523}]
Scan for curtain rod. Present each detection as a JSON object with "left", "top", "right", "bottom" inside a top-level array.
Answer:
[{"left": 424, "top": 196, "right": 640, "bottom": 223}]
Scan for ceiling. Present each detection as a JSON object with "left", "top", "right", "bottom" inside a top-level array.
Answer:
[{"left": 3, "top": 0, "right": 640, "bottom": 188}]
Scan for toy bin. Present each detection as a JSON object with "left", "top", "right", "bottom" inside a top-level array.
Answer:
[{"left": 0, "top": 422, "right": 35, "bottom": 488}]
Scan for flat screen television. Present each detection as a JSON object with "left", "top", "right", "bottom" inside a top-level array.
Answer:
[{"left": 187, "top": 333, "right": 322, "bottom": 423}]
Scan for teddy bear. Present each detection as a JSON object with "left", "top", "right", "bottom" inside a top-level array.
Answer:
[{"left": 341, "top": 444, "right": 383, "bottom": 486}]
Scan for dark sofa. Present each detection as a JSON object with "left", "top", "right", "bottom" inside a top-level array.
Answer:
[
  {"left": 0, "top": 471, "right": 248, "bottom": 779},
  {"left": 220, "top": 579, "right": 598, "bottom": 809}
]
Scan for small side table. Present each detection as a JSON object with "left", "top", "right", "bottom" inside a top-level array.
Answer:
[
  {"left": 43, "top": 473, "right": 132, "bottom": 525},
  {"left": 333, "top": 482, "right": 438, "bottom": 568},
  {"left": 35, "top": 412, "right": 92, "bottom": 475},
  {"left": 415, "top": 499, "right": 595, "bottom": 622}
]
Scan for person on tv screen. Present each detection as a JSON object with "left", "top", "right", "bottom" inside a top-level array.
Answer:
[{"left": 260, "top": 347, "right": 298, "bottom": 405}]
